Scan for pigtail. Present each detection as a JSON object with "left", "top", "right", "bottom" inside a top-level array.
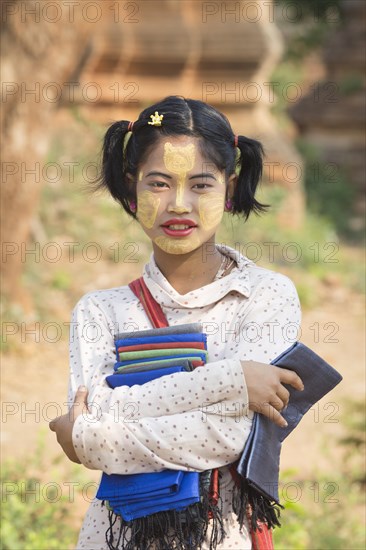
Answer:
[
  {"left": 96, "top": 120, "right": 136, "bottom": 217},
  {"left": 233, "top": 135, "right": 268, "bottom": 219}
]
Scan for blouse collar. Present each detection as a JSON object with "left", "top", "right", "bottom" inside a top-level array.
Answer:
[{"left": 142, "top": 244, "right": 253, "bottom": 309}]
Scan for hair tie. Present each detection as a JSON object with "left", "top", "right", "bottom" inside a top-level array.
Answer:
[
  {"left": 127, "top": 121, "right": 134, "bottom": 132},
  {"left": 234, "top": 135, "right": 239, "bottom": 147}
]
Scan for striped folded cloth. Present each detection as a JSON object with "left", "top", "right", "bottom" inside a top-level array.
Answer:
[{"left": 97, "top": 323, "right": 208, "bottom": 522}]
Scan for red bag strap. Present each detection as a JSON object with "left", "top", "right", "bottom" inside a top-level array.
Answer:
[
  {"left": 128, "top": 275, "right": 220, "bottom": 488},
  {"left": 251, "top": 526, "right": 274, "bottom": 550},
  {"left": 129, "top": 277, "right": 169, "bottom": 329},
  {"left": 129, "top": 276, "right": 273, "bottom": 550}
]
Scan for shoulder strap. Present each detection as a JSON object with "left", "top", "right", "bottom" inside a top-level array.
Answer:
[{"left": 129, "top": 277, "right": 169, "bottom": 329}]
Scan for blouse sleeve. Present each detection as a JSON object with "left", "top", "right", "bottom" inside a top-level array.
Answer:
[
  {"left": 73, "top": 393, "right": 251, "bottom": 474},
  {"left": 237, "top": 272, "right": 302, "bottom": 363}
]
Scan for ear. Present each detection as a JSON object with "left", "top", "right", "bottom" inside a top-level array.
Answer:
[{"left": 226, "top": 173, "right": 237, "bottom": 200}]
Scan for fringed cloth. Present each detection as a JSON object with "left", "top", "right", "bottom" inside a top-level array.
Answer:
[{"left": 103, "top": 471, "right": 224, "bottom": 550}]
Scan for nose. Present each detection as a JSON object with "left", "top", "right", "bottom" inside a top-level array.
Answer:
[
  {"left": 167, "top": 204, "right": 191, "bottom": 214},
  {"left": 167, "top": 187, "right": 192, "bottom": 214}
]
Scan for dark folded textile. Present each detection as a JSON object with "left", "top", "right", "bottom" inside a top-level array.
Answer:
[{"left": 235, "top": 341, "right": 343, "bottom": 528}]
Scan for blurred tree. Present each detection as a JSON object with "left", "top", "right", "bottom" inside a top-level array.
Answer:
[
  {"left": 0, "top": 0, "right": 94, "bottom": 310},
  {"left": 278, "top": 0, "right": 365, "bottom": 236}
]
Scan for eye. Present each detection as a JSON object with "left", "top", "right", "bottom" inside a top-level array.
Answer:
[
  {"left": 192, "top": 183, "right": 213, "bottom": 190},
  {"left": 148, "top": 181, "right": 170, "bottom": 189}
]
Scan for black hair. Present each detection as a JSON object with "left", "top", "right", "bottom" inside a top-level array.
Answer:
[{"left": 96, "top": 95, "right": 267, "bottom": 220}]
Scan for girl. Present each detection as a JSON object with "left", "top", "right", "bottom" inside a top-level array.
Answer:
[{"left": 50, "top": 96, "right": 303, "bottom": 549}]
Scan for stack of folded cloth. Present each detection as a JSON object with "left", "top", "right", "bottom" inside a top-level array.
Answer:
[{"left": 96, "top": 323, "right": 209, "bottom": 522}]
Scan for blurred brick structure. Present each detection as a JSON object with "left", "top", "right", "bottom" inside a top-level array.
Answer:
[{"left": 290, "top": 0, "right": 366, "bottom": 221}]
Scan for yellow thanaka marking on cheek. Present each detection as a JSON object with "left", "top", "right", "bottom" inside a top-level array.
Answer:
[
  {"left": 138, "top": 170, "right": 143, "bottom": 182},
  {"left": 199, "top": 193, "right": 225, "bottom": 230},
  {"left": 163, "top": 142, "right": 196, "bottom": 207},
  {"left": 137, "top": 190, "right": 160, "bottom": 229},
  {"left": 154, "top": 234, "right": 201, "bottom": 255}
]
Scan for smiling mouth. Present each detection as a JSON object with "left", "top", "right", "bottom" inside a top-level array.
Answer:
[
  {"left": 160, "top": 220, "right": 197, "bottom": 237},
  {"left": 161, "top": 219, "right": 197, "bottom": 230},
  {"left": 163, "top": 224, "right": 194, "bottom": 230}
]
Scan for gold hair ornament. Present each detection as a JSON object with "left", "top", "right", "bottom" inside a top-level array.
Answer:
[{"left": 148, "top": 111, "right": 164, "bottom": 126}]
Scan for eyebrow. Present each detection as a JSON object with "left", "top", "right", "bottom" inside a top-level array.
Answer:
[
  {"left": 145, "top": 171, "right": 217, "bottom": 180},
  {"left": 189, "top": 173, "right": 216, "bottom": 181},
  {"left": 145, "top": 171, "right": 172, "bottom": 179}
]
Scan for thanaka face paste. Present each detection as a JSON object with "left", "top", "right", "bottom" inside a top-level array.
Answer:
[
  {"left": 199, "top": 192, "right": 225, "bottom": 230},
  {"left": 137, "top": 190, "right": 160, "bottom": 229},
  {"left": 136, "top": 140, "right": 226, "bottom": 255},
  {"left": 163, "top": 142, "right": 195, "bottom": 212}
]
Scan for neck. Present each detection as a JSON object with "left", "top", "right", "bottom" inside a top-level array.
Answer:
[{"left": 152, "top": 239, "right": 222, "bottom": 294}]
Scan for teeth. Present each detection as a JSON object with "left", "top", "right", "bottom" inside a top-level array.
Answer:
[{"left": 168, "top": 225, "right": 191, "bottom": 230}]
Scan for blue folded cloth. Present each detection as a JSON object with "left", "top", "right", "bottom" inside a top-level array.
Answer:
[
  {"left": 115, "top": 332, "right": 207, "bottom": 351},
  {"left": 112, "top": 471, "right": 200, "bottom": 521},
  {"left": 237, "top": 342, "right": 343, "bottom": 504},
  {"left": 97, "top": 470, "right": 184, "bottom": 503},
  {"left": 106, "top": 365, "right": 189, "bottom": 388}
]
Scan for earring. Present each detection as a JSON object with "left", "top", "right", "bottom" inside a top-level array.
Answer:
[
  {"left": 225, "top": 199, "right": 233, "bottom": 212},
  {"left": 129, "top": 200, "right": 137, "bottom": 213}
]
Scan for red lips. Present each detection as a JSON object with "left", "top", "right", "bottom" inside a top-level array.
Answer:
[
  {"left": 160, "top": 218, "right": 198, "bottom": 237},
  {"left": 161, "top": 218, "right": 197, "bottom": 228}
]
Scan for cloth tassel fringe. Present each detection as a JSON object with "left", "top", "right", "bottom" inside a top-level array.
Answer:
[
  {"left": 231, "top": 479, "right": 283, "bottom": 533},
  {"left": 104, "top": 473, "right": 226, "bottom": 550}
]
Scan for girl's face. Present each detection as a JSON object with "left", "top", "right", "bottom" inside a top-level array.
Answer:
[{"left": 135, "top": 136, "right": 231, "bottom": 255}]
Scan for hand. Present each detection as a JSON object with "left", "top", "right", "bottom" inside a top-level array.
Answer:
[
  {"left": 49, "top": 386, "right": 89, "bottom": 463},
  {"left": 241, "top": 361, "right": 304, "bottom": 427}
]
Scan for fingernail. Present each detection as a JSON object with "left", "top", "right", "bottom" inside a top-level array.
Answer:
[
  {"left": 78, "top": 385, "right": 87, "bottom": 391},
  {"left": 282, "top": 420, "right": 288, "bottom": 428}
]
